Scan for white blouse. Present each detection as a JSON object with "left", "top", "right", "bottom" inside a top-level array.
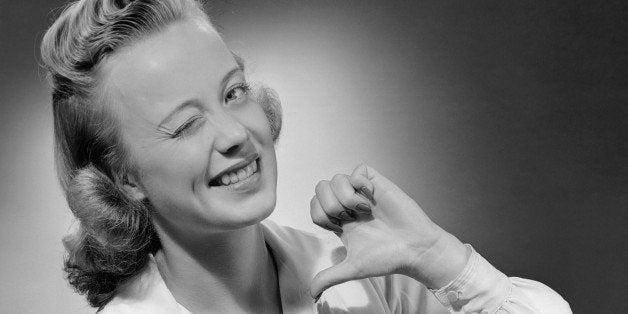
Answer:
[{"left": 100, "top": 221, "right": 571, "bottom": 313}]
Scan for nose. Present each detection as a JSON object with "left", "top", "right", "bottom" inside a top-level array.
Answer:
[{"left": 213, "top": 113, "right": 249, "bottom": 155}]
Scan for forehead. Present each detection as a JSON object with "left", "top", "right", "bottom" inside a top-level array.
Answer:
[{"left": 98, "top": 19, "right": 237, "bottom": 125}]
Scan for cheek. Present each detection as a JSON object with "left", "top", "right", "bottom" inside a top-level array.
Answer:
[
  {"left": 135, "top": 141, "right": 209, "bottom": 200},
  {"left": 238, "top": 103, "right": 274, "bottom": 143}
]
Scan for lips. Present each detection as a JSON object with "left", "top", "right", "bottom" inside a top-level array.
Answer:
[{"left": 208, "top": 154, "right": 260, "bottom": 187}]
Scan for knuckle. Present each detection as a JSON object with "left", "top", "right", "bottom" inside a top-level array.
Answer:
[
  {"left": 324, "top": 204, "right": 344, "bottom": 217},
  {"left": 310, "top": 210, "right": 326, "bottom": 224},
  {"left": 348, "top": 171, "right": 359, "bottom": 180},
  {"left": 332, "top": 173, "right": 346, "bottom": 182},
  {"left": 339, "top": 196, "right": 356, "bottom": 208},
  {"left": 348, "top": 177, "right": 363, "bottom": 190},
  {"left": 315, "top": 180, "right": 328, "bottom": 194},
  {"left": 330, "top": 175, "right": 348, "bottom": 190},
  {"left": 353, "top": 163, "right": 365, "bottom": 173},
  {"left": 334, "top": 190, "right": 354, "bottom": 206},
  {"left": 339, "top": 189, "right": 357, "bottom": 205},
  {"left": 313, "top": 219, "right": 327, "bottom": 228}
]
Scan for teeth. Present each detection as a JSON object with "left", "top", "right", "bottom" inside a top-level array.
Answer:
[
  {"left": 237, "top": 168, "right": 247, "bottom": 181},
  {"left": 221, "top": 175, "right": 230, "bottom": 185},
  {"left": 216, "top": 160, "right": 258, "bottom": 186}
]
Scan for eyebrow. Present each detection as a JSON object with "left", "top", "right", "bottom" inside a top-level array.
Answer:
[{"left": 157, "top": 65, "right": 244, "bottom": 129}]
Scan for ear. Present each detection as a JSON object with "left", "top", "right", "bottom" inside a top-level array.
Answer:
[{"left": 122, "top": 173, "right": 147, "bottom": 202}]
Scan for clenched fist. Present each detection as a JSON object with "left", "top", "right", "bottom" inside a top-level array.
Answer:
[{"left": 309, "top": 164, "right": 470, "bottom": 300}]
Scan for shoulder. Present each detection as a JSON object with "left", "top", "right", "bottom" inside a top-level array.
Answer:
[{"left": 98, "top": 255, "right": 190, "bottom": 314}]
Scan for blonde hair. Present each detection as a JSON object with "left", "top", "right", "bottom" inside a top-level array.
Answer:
[{"left": 40, "top": 0, "right": 281, "bottom": 308}]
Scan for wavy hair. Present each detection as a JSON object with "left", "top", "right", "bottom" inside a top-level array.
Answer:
[{"left": 40, "top": 0, "right": 282, "bottom": 309}]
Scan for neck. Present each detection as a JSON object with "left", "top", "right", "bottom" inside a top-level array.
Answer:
[{"left": 153, "top": 222, "right": 281, "bottom": 313}]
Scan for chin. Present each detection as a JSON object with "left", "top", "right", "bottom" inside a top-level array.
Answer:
[
  {"left": 232, "top": 205, "right": 274, "bottom": 229},
  {"left": 232, "top": 192, "right": 277, "bottom": 228},
  {"left": 210, "top": 157, "right": 278, "bottom": 229},
  {"left": 203, "top": 187, "right": 277, "bottom": 231}
]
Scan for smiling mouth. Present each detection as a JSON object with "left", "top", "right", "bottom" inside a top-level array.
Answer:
[{"left": 208, "top": 158, "right": 260, "bottom": 187}]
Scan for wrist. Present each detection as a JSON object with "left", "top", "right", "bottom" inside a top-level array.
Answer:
[{"left": 404, "top": 231, "right": 471, "bottom": 289}]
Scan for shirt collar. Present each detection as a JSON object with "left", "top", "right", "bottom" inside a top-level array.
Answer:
[{"left": 106, "top": 221, "right": 336, "bottom": 313}]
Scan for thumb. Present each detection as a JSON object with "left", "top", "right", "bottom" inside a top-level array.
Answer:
[
  {"left": 351, "top": 163, "right": 398, "bottom": 196},
  {"left": 309, "top": 260, "right": 357, "bottom": 301}
]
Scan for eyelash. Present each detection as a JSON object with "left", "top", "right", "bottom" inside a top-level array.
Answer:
[
  {"left": 169, "top": 83, "right": 250, "bottom": 139},
  {"left": 170, "top": 115, "right": 203, "bottom": 138},
  {"left": 225, "top": 82, "right": 250, "bottom": 104}
]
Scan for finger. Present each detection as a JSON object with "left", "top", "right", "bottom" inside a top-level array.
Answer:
[
  {"left": 310, "top": 195, "right": 343, "bottom": 233},
  {"left": 315, "top": 180, "right": 354, "bottom": 221},
  {"left": 348, "top": 173, "right": 375, "bottom": 204},
  {"left": 352, "top": 163, "right": 401, "bottom": 199},
  {"left": 330, "top": 174, "right": 371, "bottom": 214},
  {"left": 350, "top": 163, "right": 375, "bottom": 201},
  {"left": 351, "top": 163, "right": 374, "bottom": 180},
  {"left": 310, "top": 260, "right": 359, "bottom": 301}
]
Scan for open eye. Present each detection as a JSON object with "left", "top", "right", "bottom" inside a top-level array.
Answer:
[{"left": 225, "top": 83, "right": 250, "bottom": 104}]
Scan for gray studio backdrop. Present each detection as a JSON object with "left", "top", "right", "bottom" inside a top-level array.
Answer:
[{"left": 1, "top": 0, "right": 626, "bottom": 313}]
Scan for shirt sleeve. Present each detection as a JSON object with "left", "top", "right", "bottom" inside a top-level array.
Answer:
[{"left": 427, "top": 244, "right": 572, "bottom": 314}]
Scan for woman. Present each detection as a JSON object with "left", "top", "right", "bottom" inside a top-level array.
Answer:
[{"left": 41, "top": 0, "right": 571, "bottom": 313}]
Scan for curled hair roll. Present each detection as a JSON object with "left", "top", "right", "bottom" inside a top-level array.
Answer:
[
  {"left": 255, "top": 85, "right": 283, "bottom": 142},
  {"left": 64, "top": 164, "right": 159, "bottom": 309}
]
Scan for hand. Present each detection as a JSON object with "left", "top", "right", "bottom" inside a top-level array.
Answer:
[{"left": 309, "top": 164, "right": 470, "bottom": 300}]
